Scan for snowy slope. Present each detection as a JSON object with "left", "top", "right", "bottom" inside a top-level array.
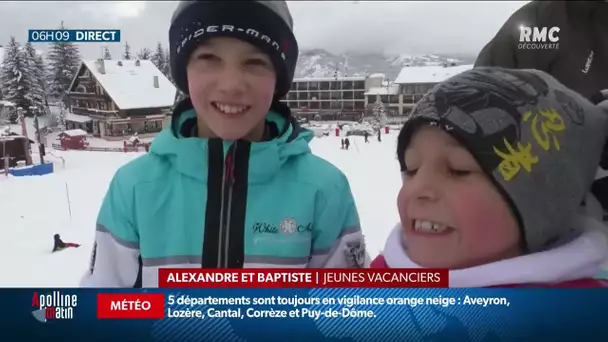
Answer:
[
  {"left": 2, "top": 131, "right": 605, "bottom": 287},
  {"left": 0, "top": 151, "right": 141, "bottom": 286},
  {"left": 0, "top": 133, "right": 401, "bottom": 287}
]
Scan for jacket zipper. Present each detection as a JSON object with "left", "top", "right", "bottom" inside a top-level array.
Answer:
[{"left": 217, "top": 143, "right": 237, "bottom": 268}]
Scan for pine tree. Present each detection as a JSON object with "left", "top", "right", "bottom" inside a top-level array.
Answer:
[
  {"left": 103, "top": 46, "right": 112, "bottom": 60},
  {"left": 151, "top": 42, "right": 166, "bottom": 72},
  {"left": 47, "top": 21, "right": 81, "bottom": 100},
  {"left": 35, "top": 55, "right": 48, "bottom": 108},
  {"left": 58, "top": 101, "right": 66, "bottom": 129},
  {"left": 373, "top": 99, "right": 387, "bottom": 127},
  {"left": 137, "top": 48, "right": 151, "bottom": 60},
  {"left": 123, "top": 41, "right": 132, "bottom": 60},
  {"left": 163, "top": 48, "right": 173, "bottom": 82},
  {"left": 0, "top": 37, "right": 33, "bottom": 115},
  {"left": 24, "top": 42, "right": 46, "bottom": 111}
]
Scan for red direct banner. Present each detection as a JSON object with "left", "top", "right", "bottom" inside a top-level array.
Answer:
[
  {"left": 97, "top": 293, "right": 165, "bottom": 319},
  {"left": 157, "top": 269, "right": 449, "bottom": 288}
]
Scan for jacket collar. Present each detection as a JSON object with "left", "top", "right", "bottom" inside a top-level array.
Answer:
[
  {"left": 151, "top": 98, "right": 311, "bottom": 183},
  {"left": 382, "top": 216, "right": 608, "bottom": 287}
]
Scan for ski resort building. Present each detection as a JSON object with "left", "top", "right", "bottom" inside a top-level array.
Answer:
[
  {"left": 392, "top": 64, "right": 474, "bottom": 115},
  {"left": 281, "top": 64, "right": 473, "bottom": 119},
  {"left": 64, "top": 59, "right": 177, "bottom": 140},
  {"left": 364, "top": 73, "right": 400, "bottom": 116},
  {"left": 281, "top": 76, "right": 367, "bottom": 120}
]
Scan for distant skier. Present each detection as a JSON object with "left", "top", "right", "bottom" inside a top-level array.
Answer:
[
  {"left": 341, "top": 138, "right": 345, "bottom": 150},
  {"left": 364, "top": 131, "right": 369, "bottom": 143},
  {"left": 377, "top": 130, "right": 382, "bottom": 142},
  {"left": 344, "top": 137, "right": 350, "bottom": 150},
  {"left": 52, "top": 234, "right": 81, "bottom": 253}
]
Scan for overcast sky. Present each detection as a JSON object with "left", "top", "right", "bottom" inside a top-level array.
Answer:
[{"left": 0, "top": 1, "right": 528, "bottom": 59}]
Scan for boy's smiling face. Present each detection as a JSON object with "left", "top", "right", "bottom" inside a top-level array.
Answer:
[
  {"left": 398, "top": 126, "right": 522, "bottom": 269},
  {"left": 186, "top": 37, "right": 277, "bottom": 141}
]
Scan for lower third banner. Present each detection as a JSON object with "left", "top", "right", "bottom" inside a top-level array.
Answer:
[{"left": 6, "top": 288, "right": 608, "bottom": 341}]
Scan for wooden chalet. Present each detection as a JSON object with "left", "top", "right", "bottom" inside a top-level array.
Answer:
[{"left": 64, "top": 59, "right": 177, "bottom": 140}]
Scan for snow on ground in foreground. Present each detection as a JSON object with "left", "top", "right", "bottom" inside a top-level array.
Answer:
[{"left": 0, "top": 132, "right": 401, "bottom": 287}]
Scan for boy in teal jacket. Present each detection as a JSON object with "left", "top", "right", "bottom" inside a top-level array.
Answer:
[{"left": 81, "top": 1, "right": 368, "bottom": 287}]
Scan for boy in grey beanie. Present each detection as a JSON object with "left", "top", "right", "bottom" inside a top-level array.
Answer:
[{"left": 371, "top": 67, "right": 608, "bottom": 287}]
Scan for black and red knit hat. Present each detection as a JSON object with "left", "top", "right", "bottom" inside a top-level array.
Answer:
[{"left": 169, "top": 1, "right": 299, "bottom": 99}]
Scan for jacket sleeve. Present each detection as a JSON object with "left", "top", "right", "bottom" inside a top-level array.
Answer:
[
  {"left": 474, "top": 2, "right": 539, "bottom": 68},
  {"left": 370, "top": 254, "right": 389, "bottom": 268},
  {"left": 80, "top": 170, "right": 141, "bottom": 287},
  {"left": 307, "top": 175, "right": 370, "bottom": 268}
]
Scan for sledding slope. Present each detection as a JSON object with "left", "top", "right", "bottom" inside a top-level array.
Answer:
[{"left": 5, "top": 130, "right": 603, "bottom": 286}]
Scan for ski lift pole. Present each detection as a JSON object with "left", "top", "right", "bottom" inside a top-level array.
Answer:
[
  {"left": 2, "top": 139, "right": 8, "bottom": 177},
  {"left": 33, "top": 108, "right": 44, "bottom": 164},
  {"left": 65, "top": 181, "right": 72, "bottom": 221},
  {"left": 353, "top": 138, "right": 360, "bottom": 154}
]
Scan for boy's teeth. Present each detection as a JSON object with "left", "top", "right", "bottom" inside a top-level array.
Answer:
[
  {"left": 414, "top": 220, "right": 448, "bottom": 233},
  {"left": 215, "top": 102, "right": 247, "bottom": 114}
]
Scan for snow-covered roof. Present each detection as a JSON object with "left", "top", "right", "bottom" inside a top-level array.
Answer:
[
  {"left": 0, "top": 100, "right": 16, "bottom": 107},
  {"left": 65, "top": 112, "right": 91, "bottom": 123},
  {"left": 394, "top": 64, "right": 474, "bottom": 84},
  {"left": 365, "top": 85, "right": 400, "bottom": 96},
  {"left": 0, "top": 132, "right": 26, "bottom": 140},
  {"left": 293, "top": 76, "right": 366, "bottom": 82},
  {"left": 61, "top": 129, "right": 88, "bottom": 137},
  {"left": 368, "top": 73, "right": 386, "bottom": 78},
  {"left": 77, "top": 59, "right": 177, "bottom": 110}
]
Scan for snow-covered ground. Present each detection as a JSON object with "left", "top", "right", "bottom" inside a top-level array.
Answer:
[
  {"left": 86, "top": 136, "right": 153, "bottom": 148},
  {"left": 0, "top": 133, "right": 401, "bottom": 287}
]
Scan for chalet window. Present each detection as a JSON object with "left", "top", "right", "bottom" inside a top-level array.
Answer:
[
  {"left": 100, "top": 102, "right": 106, "bottom": 110},
  {"left": 77, "top": 85, "right": 86, "bottom": 93},
  {"left": 414, "top": 85, "right": 426, "bottom": 94}
]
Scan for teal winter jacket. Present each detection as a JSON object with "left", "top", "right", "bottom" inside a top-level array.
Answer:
[{"left": 81, "top": 100, "right": 369, "bottom": 287}]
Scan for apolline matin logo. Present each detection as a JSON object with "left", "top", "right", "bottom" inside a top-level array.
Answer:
[{"left": 31, "top": 291, "right": 78, "bottom": 323}]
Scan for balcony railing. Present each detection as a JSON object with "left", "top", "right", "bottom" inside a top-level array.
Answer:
[
  {"left": 68, "top": 92, "right": 99, "bottom": 98},
  {"left": 71, "top": 106, "right": 119, "bottom": 117}
]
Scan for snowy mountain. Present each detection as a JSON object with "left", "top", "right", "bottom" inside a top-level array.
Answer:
[{"left": 295, "top": 49, "right": 475, "bottom": 80}]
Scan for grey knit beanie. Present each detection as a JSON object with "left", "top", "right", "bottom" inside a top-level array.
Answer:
[{"left": 397, "top": 67, "right": 608, "bottom": 253}]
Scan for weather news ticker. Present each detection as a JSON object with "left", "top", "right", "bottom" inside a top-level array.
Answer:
[
  {"left": 89, "top": 269, "right": 509, "bottom": 321},
  {"left": 28, "top": 29, "right": 121, "bottom": 43},
  {"left": 29, "top": 270, "right": 513, "bottom": 323}
]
